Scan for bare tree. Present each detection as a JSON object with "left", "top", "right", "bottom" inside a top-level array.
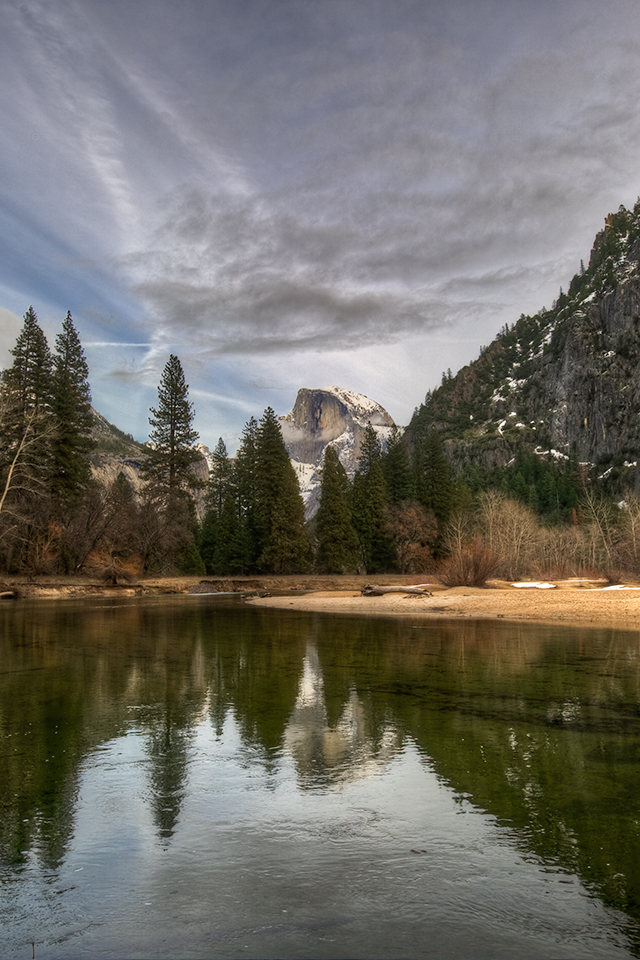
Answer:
[{"left": 477, "top": 491, "right": 541, "bottom": 580}]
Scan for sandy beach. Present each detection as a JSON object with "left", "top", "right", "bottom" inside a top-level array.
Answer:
[
  {"left": 4, "top": 573, "right": 640, "bottom": 632},
  {"left": 248, "top": 580, "right": 640, "bottom": 631}
]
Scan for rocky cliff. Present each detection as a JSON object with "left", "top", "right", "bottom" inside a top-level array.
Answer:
[
  {"left": 406, "top": 201, "right": 640, "bottom": 490},
  {"left": 280, "top": 386, "right": 395, "bottom": 517}
]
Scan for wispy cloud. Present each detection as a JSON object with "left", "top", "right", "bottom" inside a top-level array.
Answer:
[{"left": 2, "top": 0, "right": 640, "bottom": 445}]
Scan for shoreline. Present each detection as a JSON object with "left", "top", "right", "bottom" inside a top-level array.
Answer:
[
  {"left": 247, "top": 580, "right": 640, "bottom": 632},
  {"left": 3, "top": 574, "right": 640, "bottom": 631},
  {"left": 0, "top": 573, "right": 433, "bottom": 601}
]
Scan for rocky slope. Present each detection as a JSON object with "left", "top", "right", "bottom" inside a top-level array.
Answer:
[
  {"left": 406, "top": 201, "right": 640, "bottom": 490},
  {"left": 280, "top": 386, "right": 395, "bottom": 517},
  {"left": 89, "top": 409, "right": 209, "bottom": 516}
]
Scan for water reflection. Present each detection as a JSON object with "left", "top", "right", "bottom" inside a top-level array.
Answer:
[
  {"left": 1, "top": 597, "right": 640, "bottom": 957},
  {"left": 284, "top": 643, "right": 403, "bottom": 788}
]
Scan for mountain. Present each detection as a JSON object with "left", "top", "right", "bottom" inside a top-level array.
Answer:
[
  {"left": 89, "top": 409, "right": 209, "bottom": 515},
  {"left": 406, "top": 200, "right": 640, "bottom": 491},
  {"left": 280, "top": 386, "right": 396, "bottom": 517},
  {"left": 89, "top": 407, "right": 147, "bottom": 488}
]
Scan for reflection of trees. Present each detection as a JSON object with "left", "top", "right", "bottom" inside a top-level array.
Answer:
[
  {"left": 146, "top": 712, "right": 193, "bottom": 842},
  {"left": 211, "top": 606, "right": 306, "bottom": 758},
  {"left": 3, "top": 598, "right": 640, "bottom": 942},
  {"left": 310, "top": 614, "right": 640, "bottom": 939},
  {"left": 0, "top": 599, "right": 210, "bottom": 859}
]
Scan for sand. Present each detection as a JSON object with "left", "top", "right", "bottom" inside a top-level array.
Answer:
[
  {"left": 248, "top": 580, "right": 640, "bottom": 631},
  {"left": 5, "top": 573, "right": 640, "bottom": 632}
]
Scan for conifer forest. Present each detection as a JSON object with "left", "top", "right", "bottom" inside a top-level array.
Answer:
[{"left": 3, "top": 299, "right": 640, "bottom": 584}]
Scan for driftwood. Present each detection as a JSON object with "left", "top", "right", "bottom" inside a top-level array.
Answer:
[{"left": 361, "top": 584, "right": 432, "bottom": 597}]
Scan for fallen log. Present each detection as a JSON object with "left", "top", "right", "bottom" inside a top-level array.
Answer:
[{"left": 361, "top": 584, "right": 432, "bottom": 597}]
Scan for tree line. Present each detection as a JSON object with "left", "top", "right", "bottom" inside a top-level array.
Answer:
[
  {"left": 3, "top": 306, "right": 639, "bottom": 583},
  {"left": 0, "top": 308, "right": 207, "bottom": 576}
]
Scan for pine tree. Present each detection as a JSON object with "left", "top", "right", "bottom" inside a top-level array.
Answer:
[
  {"left": 351, "top": 424, "right": 392, "bottom": 573},
  {"left": 141, "top": 355, "right": 202, "bottom": 502},
  {"left": 1, "top": 306, "right": 53, "bottom": 426},
  {"left": 417, "top": 430, "right": 455, "bottom": 556},
  {"left": 200, "top": 438, "right": 237, "bottom": 574},
  {"left": 207, "top": 438, "right": 232, "bottom": 517},
  {"left": 231, "top": 416, "right": 260, "bottom": 572},
  {"left": 315, "top": 445, "right": 358, "bottom": 573},
  {"left": 254, "top": 407, "right": 310, "bottom": 573},
  {"left": 51, "top": 311, "right": 94, "bottom": 500},
  {"left": 351, "top": 461, "right": 391, "bottom": 573},
  {"left": 382, "top": 425, "right": 414, "bottom": 504},
  {"left": 358, "top": 422, "right": 383, "bottom": 474},
  {"left": 140, "top": 355, "right": 204, "bottom": 573},
  {"left": 0, "top": 307, "right": 55, "bottom": 570}
]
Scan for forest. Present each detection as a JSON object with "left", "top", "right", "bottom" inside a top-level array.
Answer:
[{"left": 3, "top": 306, "right": 640, "bottom": 584}]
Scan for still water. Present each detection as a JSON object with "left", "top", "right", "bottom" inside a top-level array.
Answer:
[{"left": 1, "top": 595, "right": 640, "bottom": 959}]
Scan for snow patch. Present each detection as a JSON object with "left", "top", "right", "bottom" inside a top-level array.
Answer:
[
  {"left": 321, "top": 385, "right": 392, "bottom": 426},
  {"left": 511, "top": 582, "right": 557, "bottom": 589}
]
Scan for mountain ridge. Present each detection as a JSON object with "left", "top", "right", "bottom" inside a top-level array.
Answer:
[{"left": 406, "top": 200, "right": 640, "bottom": 493}]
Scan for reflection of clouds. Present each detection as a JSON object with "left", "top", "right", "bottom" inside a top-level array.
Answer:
[{"left": 284, "top": 643, "right": 402, "bottom": 787}]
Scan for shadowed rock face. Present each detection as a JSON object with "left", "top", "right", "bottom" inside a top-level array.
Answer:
[
  {"left": 280, "top": 386, "right": 395, "bottom": 517},
  {"left": 405, "top": 205, "right": 640, "bottom": 485}
]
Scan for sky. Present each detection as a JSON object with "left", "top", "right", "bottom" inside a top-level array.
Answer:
[{"left": 3, "top": 0, "right": 640, "bottom": 452}]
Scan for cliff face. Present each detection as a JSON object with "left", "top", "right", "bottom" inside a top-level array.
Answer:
[
  {"left": 280, "top": 386, "right": 395, "bottom": 517},
  {"left": 407, "top": 202, "right": 640, "bottom": 486}
]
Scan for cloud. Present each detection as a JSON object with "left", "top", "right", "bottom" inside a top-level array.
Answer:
[
  {"left": 84, "top": 341, "right": 149, "bottom": 348},
  {"left": 4, "top": 0, "right": 640, "bottom": 445},
  {"left": 0, "top": 307, "right": 22, "bottom": 367},
  {"left": 104, "top": 3, "right": 640, "bottom": 367}
]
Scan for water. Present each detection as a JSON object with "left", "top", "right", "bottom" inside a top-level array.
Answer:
[{"left": 1, "top": 595, "right": 640, "bottom": 959}]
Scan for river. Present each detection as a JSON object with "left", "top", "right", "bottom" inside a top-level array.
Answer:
[{"left": 1, "top": 595, "right": 640, "bottom": 959}]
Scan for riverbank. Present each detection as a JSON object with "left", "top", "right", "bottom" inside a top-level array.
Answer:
[
  {"left": 0, "top": 573, "right": 427, "bottom": 601},
  {"left": 3, "top": 574, "right": 640, "bottom": 631},
  {"left": 248, "top": 579, "right": 640, "bottom": 631}
]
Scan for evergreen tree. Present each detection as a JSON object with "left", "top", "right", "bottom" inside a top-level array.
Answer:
[
  {"left": 141, "top": 355, "right": 202, "bottom": 502},
  {"left": 1, "top": 306, "right": 53, "bottom": 426},
  {"left": 382, "top": 425, "right": 414, "bottom": 504},
  {"left": 231, "top": 416, "right": 260, "bottom": 572},
  {"left": 51, "top": 311, "right": 94, "bottom": 500},
  {"left": 199, "top": 438, "right": 238, "bottom": 574},
  {"left": 417, "top": 430, "right": 455, "bottom": 554},
  {"left": 351, "top": 424, "right": 392, "bottom": 573},
  {"left": 315, "top": 445, "right": 358, "bottom": 573},
  {"left": 253, "top": 407, "right": 310, "bottom": 573},
  {"left": 358, "top": 422, "right": 383, "bottom": 474},
  {"left": 0, "top": 307, "right": 55, "bottom": 571},
  {"left": 207, "top": 438, "right": 232, "bottom": 517},
  {"left": 140, "top": 355, "right": 204, "bottom": 573}
]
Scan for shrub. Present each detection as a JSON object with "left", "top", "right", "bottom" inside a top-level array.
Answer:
[{"left": 438, "top": 535, "right": 501, "bottom": 587}]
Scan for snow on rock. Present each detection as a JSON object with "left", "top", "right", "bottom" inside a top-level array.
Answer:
[{"left": 281, "top": 386, "right": 396, "bottom": 519}]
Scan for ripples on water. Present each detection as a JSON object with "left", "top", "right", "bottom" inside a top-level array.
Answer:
[{"left": 1, "top": 595, "right": 639, "bottom": 959}]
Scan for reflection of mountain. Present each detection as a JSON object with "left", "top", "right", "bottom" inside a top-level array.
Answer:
[
  {"left": 284, "top": 643, "right": 402, "bottom": 787},
  {"left": 2, "top": 598, "right": 640, "bottom": 944}
]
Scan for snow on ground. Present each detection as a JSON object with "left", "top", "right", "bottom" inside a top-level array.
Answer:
[{"left": 511, "top": 582, "right": 557, "bottom": 589}]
